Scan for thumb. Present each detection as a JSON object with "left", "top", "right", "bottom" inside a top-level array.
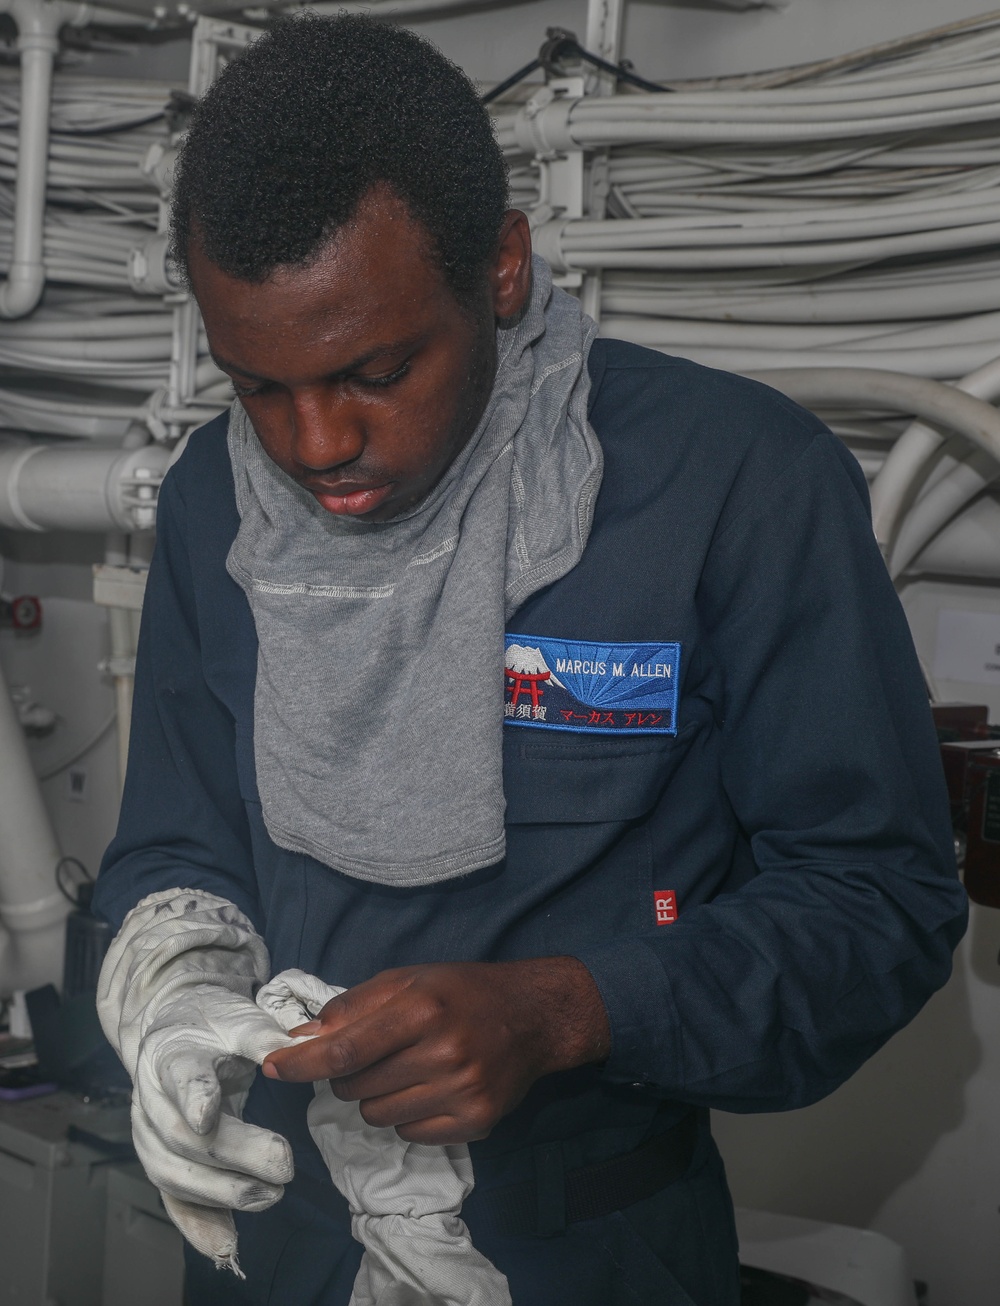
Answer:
[
  {"left": 159, "top": 1046, "right": 223, "bottom": 1135},
  {"left": 220, "top": 1001, "right": 307, "bottom": 1065}
]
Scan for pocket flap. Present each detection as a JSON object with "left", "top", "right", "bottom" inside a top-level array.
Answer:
[{"left": 503, "top": 732, "right": 677, "bottom": 824}]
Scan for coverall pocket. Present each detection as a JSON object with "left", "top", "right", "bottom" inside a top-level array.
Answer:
[
  {"left": 503, "top": 733, "right": 683, "bottom": 825},
  {"left": 502, "top": 734, "right": 687, "bottom": 954}
]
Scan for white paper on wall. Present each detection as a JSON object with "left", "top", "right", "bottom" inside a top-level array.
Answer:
[{"left": 932, "top": 608, "right": 1000, "bottom": 687}]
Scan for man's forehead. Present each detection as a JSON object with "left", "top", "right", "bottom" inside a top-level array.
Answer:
[
  {"left": 188, "top": 197, "right": 475, "bottom": 386},
  {"left": 190, "top": 192, "right": 450, "bottom": 334}
]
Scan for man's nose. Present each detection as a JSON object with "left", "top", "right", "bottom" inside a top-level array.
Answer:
[{"left": 289, "top": 388, "right": 366, "bottom": 470}]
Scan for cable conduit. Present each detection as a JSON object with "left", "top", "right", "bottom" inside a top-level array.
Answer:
[{"left": 744, "top": 368, "right": 1000, "bottom": 471}]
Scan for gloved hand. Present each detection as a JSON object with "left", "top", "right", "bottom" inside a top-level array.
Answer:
[
  {"left": 97, "top": 889, "right": 305, "bottom": 1274},
  {"left": 258, "top": 970, "right": 511, "bottom": 1306}
]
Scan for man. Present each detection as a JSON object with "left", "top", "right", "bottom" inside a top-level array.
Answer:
[{"left": 93, "top": 14, "right": 966, "bottom": 1306}]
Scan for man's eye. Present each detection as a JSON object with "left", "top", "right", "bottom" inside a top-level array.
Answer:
[
  {"left": 229, "top": 381, "right": 267, "bottom": 399},
  {"left": 356, "top": 362, "right": 411, "bottom": 389}
]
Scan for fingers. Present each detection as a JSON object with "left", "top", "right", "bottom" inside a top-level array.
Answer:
[
  {"left": 393, "top": 1114, "right": 494, "bottom": 1146},
  {"left": 133, "top": 1072, "right": 295, "bottom": 1185},
  {"left": 160, "top": 1194, "right": 240, "bottom": 1269},
  {"left": 327, "top": 1044, "right": 427, "bottom": 1103},
  {"left": 148, "top": 1036, "right": 292, "bottom": 1135},
  {"left": 281, "top": 987, "right": 388, "bottom": 1042},
  {"left": 264, "top": 988, "right": 423, "bottom": 1083},
  {"left": 263, "top": 1022, "right": 398, "bottom": 1083},
  {"left": 350, "top": 1074, "right": 498, "bottom": 1141},
  {"left": 353, "top": 1084, "right": 439, "bottom": 1130},
  {"left": 211, "top": 1113, "right": 294, "bottom": 1185},
  {"left": 311, "top": 970, "right": 417, "bottom": 1034},
  {"left": 132, "top": 1103, "right": 288, "bottom": 1211}
]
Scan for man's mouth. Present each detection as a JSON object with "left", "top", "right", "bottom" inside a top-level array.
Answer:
[{"left": 308, "top": 483, "right": 394, "bottom": 517}]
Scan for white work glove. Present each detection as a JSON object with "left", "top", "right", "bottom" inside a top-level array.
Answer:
[
  {"left": 258, "top": 970, "right": 512, "bottom": 1306},
  {"left": 97, "top": 889, "right": 304, "bottom": 1274}
]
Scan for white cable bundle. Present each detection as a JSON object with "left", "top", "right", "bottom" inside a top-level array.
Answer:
[
  {"left": 491, "top": 14, "right": 1000, "bottom": 390},
  {"left": 486, "top": 11, "right": 1000, "bottom": 580},
  {"left": 487, "top": 11, "right": 1000, "bottom": 563},
  {"left": 0, "top": 71, "right": 227, "bottom": 442}
]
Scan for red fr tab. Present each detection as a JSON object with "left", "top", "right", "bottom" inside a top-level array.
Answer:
[{"left": 653, "top": 890, "right": 677, "bottom": 926}]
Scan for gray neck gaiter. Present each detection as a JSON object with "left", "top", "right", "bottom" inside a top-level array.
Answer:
[{"left": 226, "top": 259, "right": 602, "bottom": 887}]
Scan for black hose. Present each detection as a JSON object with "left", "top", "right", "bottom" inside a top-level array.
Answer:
[{"left": 481, "top": 28, "right": 670, "bottom": 105}]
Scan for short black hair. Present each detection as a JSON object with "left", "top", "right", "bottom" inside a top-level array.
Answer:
[{"left": 171, "top": 14, "right": 509, "bottom": 301}]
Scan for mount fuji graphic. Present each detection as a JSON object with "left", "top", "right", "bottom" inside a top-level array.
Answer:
[{"left": 504, "top": 643, "right": 565, "bottom": 687}]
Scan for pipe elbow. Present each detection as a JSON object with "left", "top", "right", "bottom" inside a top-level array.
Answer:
[
  {"left": 0, "top": 261, "right": 44, "bottom": 319},
  {"left": 7, "top": 0, "right": 65, "bottom": 45}
]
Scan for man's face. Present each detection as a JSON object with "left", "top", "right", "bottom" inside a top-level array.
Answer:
[{"left": 188, "top": 187, "right": 531, "bottom": 521}]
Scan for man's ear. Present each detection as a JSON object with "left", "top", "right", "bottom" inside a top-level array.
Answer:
[{"left": 490, "top": 210, "right": 533, "bottom": 322}]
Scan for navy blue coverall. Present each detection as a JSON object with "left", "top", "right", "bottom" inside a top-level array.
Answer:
[{"left": 94, "top": 339, "right": 967, "bottom": 1306}]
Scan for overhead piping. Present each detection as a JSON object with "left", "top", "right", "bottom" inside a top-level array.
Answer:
[
  {"left": 0, "top": 439, "right": 170, "bottom": 532},
  {"left": 0, "top": 652, "right": 66, "bottom": 996},
  {"left": 869, "top": 355, "right": 1000, "bottom": 557},
  {"left": 746, "top": 367, "right": 1000, "bottom": 466},
  {"left": 0, "top": 0, "right": 160, "bottom": 320}
]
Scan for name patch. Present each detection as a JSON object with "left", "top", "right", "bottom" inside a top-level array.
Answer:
[{"left": 504, "top": 634, "right": 680, "bottom": 734}]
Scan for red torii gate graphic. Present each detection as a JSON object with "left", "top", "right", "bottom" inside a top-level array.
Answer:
[{"left": 505, "top": 666, "right": 551, "bottom": 709}]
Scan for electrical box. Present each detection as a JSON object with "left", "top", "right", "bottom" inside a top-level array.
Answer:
[
  {"left": 939, "top": 740, "right": 1000, "bottom": 826},
  {"left": 961, "top": 750, "right": 1000, "bottom": 910},
  {"left": 102, "top": 1164, "right": 183, "bottom": 1306},
  {"left": 0, "top": 1092, "right": 115, "bottom": 1306},
  {"left": 933, "top": 703, "right": 1000, "bottom": 908}
]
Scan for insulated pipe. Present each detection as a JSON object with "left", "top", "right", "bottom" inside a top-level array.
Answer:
[
  {"left": 107, "top": 604, "right": 133, "bottom": 787},
  {"left": 904, "top": 492, "right": 1000, "bottom": 580},
  {"left": 0, "top": 387, "right": 142, "bottom": 439},
  {"left": 607, "top": 335, "right": 1000, "bottom": 380},
  {"left": 728, "top": 9, "right": 1000, "bottom": 91},
  {"left": 600, "top": 310, "right": 1000, "bottom": 351},
  {"left": 744, "top": 368, "right": 1000, "bottom": 468},
  {"left": 0, "top": 0, "right": 59, "bottom": 319},
  {"left": 890, "top": 449, "right": 999, "bottom": 580},
  {"left": 501, "top": 98, "right": 1000, "bottom": 153},
  {"left": 0, "top": 0, "right": 146, "bottom": 319},
  {"left": 0, "top": 441, "right": 170, "bottom": 532},
  {"left": 0, "top": 652, "right": 67, "bottom": 997},
  {"left": 103, "top": 531, "right": 137, "bottom": 791},
  {"left": 562, "top": 189, "right": 1000, "bottom": 241},
  {"left": 600, "top": 278, "right": 1000, "bottom": 324},
  {"left": 869, "top": 355, "right": 1000, "bottom": 551},
  {"left": 542, "top": 221, "right": 1000, "bottom": 272},
  {"left": 306, "top": 0, "right": 506, "bottom": 15}
]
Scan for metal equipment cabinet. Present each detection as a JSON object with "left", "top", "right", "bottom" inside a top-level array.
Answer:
[
  {"left": 102, "top": 1164, "right": 183, "bottom": 1306},
  {"left": 0, "top": 1092, "right": 113, "bottom": 1306}
]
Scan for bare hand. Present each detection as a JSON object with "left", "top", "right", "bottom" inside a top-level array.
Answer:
[{"left": 261, "top": 957, "right": 610, "bottom": 1145}]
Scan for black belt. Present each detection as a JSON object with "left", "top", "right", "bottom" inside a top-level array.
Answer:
[{"left": 469, "top": 1111, "right": 699, "bottom": 1238}]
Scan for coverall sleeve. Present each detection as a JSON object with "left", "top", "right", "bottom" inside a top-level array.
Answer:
[
  {"left": 93, "top": 469, "right": 261, "bottom": 933},
  {"left": 576, "top": 428, "right": 967, "bottom": 1112}
]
